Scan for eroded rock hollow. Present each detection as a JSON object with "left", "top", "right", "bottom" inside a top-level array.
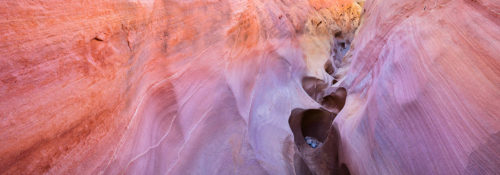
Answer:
[{"left": 1, "top": 0, "right": 499, "bottom": 174}]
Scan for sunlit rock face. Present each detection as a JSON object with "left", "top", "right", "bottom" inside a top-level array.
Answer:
[{"left": 0, "top": 0, "right": 498, "bottom": 175}]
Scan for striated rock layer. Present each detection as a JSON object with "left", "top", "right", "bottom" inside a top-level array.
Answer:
[
  {"left": 0, "top": 0, "right": 359, "bottom": 174},
  {"left": 0, "top": 0, "right": 499, "bottom": 174},
  {"left": 336, "top": 0, "right": 500, "bottom": 174}
]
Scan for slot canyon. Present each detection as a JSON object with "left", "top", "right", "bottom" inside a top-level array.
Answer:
[{"left": 0, "top": 0, "right": 499, "bottom": 174}]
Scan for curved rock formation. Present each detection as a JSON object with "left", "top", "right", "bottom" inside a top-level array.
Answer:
[
  {"left": 0, "top": 0, "right": 498, "bottom": 174},
  {"left": 336, "top": 0, "right": 500, "bottom": 174}
]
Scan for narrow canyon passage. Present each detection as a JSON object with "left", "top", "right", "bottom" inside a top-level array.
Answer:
[{"left": 0, "top": 0, "right": 499, "bottom": 174}]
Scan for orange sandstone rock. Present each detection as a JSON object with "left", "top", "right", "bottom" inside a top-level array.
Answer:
[{"left": 0, "top": 0, "right": 498, "bottom": 174}]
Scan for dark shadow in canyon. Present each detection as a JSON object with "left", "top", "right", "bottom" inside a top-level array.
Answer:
[
  {"left": 289, "top": 86, "right": 349, "bottom": 174},
  {"left": 289, "top": 107, "right": 349, "bottom": 175},
  {"left": 291, "top": 37, "right": 351, "bottom": 173}
]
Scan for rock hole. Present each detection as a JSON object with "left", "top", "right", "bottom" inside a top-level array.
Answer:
[
  {"left": 339, "top": 42, "right": 346, "bottom": 49},
  {"left": 325, "top": 60, "right": 335, "bottom": 75},
  {"left": 289, "top": 108, "right": 333, "bottom": 149},
  {"left": 290, "top": 85, "right": 349, "bottom": 173},
  {"left": 289, "top": 107, "right": 348, "bottom": 174},
  {"left": 321, "top": 87, "right": 347, "bottom": 113},
  {"left": 300, "top": 109, "right": 333, "bottom": 144},
  {"left": 334, "top": 31, "right": 342, "bottom": 38},
  {"left": 302, "top": 77, "right": 328, "bottom": 102}
]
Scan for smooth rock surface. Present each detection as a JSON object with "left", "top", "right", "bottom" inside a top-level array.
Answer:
[
  {"left": 336, "top": 0, "right": 500, "bottom": 174},
  {"left": 0, "top": 0, "right": 498, "bottom": 174}
]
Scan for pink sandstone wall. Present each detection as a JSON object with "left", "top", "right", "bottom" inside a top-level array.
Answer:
[{"left": 0, "top": 0, "right": 498, "bottom": 174}]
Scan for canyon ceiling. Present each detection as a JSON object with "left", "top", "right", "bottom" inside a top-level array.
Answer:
[{"left": 0, "top": 0, "right": 499, "bottom": 174}]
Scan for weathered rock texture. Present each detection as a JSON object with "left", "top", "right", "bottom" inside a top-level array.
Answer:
[
  {"left": 0, "top": 0, "right": 498, "bottom": 174},
  {"left": 336, "top": 0, "right": 500, "bottom": 174}
]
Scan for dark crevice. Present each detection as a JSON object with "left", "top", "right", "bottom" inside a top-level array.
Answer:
[
  {"left": 339, "top": 42, "right": 345, "bottom": 49},
  {"left": 332, "top": 79, "right": 338, "bottom": 85},
  {"left": 289, "top": 85, "right": 348, "bottom": 174},
  {"left": 339, "top": 164, "right": 351, "bottom": 175},
  {"left": 334, "top": 31, "right": 342, "bottom": 38},
  {"left": 325, "top": 60, "right": 335, "bottom": 75},
  {"left": 93, "top": 36, "right": 104, "bottom": 42},
  {"left": 289, "top": 107, "right": 347, "bottom": 174},
  {"left": 300, "top": 109, "right": 334, "bottom": 143},
  {"left": 292, "top": 41, "right": 350, "bottom": 174},
  {"left": 289, "top": 108, "right": 333, "bottom": 149}
]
